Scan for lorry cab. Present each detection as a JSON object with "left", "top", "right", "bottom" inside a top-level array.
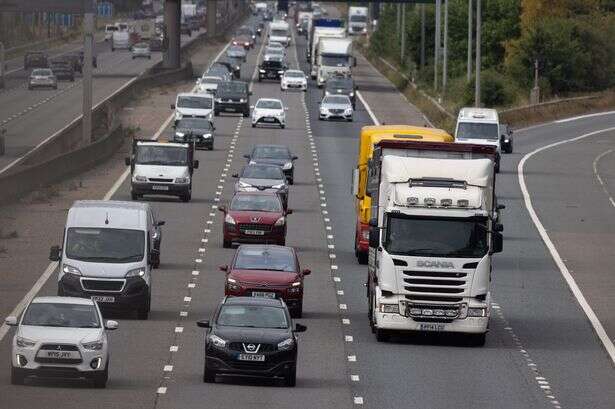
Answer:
[
  {"left": 455, "top": 108, "right": 503, "bottom": 172},
  {"left": 316, "top": 38, "right": 354, "bottom": 87},
  {"left": 352, "top": 126, "right": 454, "bottom": 264},
  {"left": 269, "top": 21, "right": 291, "bottom": 47},
  {"left": 50, "top": 200, "right": 164, "bottom": 320},
  {"left": 348, "top": 6, "right": 368, "bottom": 35},
  {"left": 172, "top": 92, "right": 215, "bottom": 121}
]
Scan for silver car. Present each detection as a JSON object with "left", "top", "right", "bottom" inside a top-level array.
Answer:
[
  {"left": 319, "top": 95, "right": 354, "bottom": 121},
  {"left": 227, "top": 45, "right": 247, "bottom": 62},
  {"left": 28, "top": 68, "right": 57, "bottom": 90},
  {"left": 233, "top": 164, "right": 289, "bottom": 208},
  {"left": 132, "top": 42, "right": 151, "bottom": 59},
  {"left": 6, "top": 296, "right": 118, "bottom": 387}
]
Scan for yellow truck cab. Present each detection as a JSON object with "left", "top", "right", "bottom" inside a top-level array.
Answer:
[{"left": 352, "top": 125, "right": 454, "bottom": 263}]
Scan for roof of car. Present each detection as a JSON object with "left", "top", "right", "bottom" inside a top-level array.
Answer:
[
  {"left": 253, "top": 144, "right": 290, "bottom": 150},
  {"left": 237, "top": 244, "right": 294, "bottom": 253},
  {"left": 256, "top": 98, "right": 282, "bottom": 103},
  {"left": 32, "top": 296, "right": 94, "bottom": 305},
  {"left": 223, "top": 296, "right": 285, "bottom": 307}
]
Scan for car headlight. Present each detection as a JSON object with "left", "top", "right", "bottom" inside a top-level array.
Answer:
[
  {"left": 224, "top": 214, "right": 236, "bottom": 225},
  {"left": 126, "top": 267, "right": 146, "bottom": 278},
  {"left": 175, "top": 132, "right": 185, "bottom": 137},
  {"left": 239, "top": 98, "right": 246, "bottom": 103},
  {"left": 62, "top": 264, "right": 82, "bottom": 276},
  {"left": 226, "top": 277, "right": 240, "bottom": 291},
  {"left": 208, "top": 334, "right": 227, "bottom": 348},
  {"left": 175, "top": 177, "right": 190, "bottom": 184},
  {"left": 349, "top": 92, "right": 355, "bottom": 96},
  {"left": 278, "top": 70, "right": 284, "bottom": 74},
  {"left": 325, "top": 91, "right": 331, "bottom": 96},
  {"left": 379, "top": 304, "right": 400, "bottom": 314},
  {"left": 82, "top": 340, "right": 104, "bottom": 350},
  {"left": 274, "top": 216, "right": 285, "bottom": 226},
  {"left": 345, "top": 108, "right": 353, "bottom": 114},
  {"left": 248, "top": 161, "right": 256, "bottom": 165},
  {"left": 288, "top": 281, "right": 302, "bottom": 293},
  {"left": 134, "top": 175, "right": 147, "bottom": 182},
  {"left": 215, "top": 98, "right": 223, "bottom": 103},
  {"left": 271, "top": 184, "right": 285, "bottom": 189},
  {"left": 467, "top": 307, "right": 487, "bottom": 317},
  {"left": 282, "top": 162, "right": 292, "bottom": 170},
  {"left": 259, "top": 69, "right": 265, "bottom": 73},
  {"left": 16, "top": 336, "right": 36, "bottom": 348},
  {"left": 277, "top": 337, "right": 294, "bottom": 351},
  {"left": 238, "top": 181, "right": 253, "bottom": 189},
  {"left": 203, "top": 133, "right": 212, "bottom": 139}
]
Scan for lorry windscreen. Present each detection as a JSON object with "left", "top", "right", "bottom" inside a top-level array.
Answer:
[
  {"left": 136, "top": 146, "right": 188, "bottom": 166},
  {"left": 350, "top": 15, "right": 367, "bottom": 23},
  {"left": 65, "top": 228, "right": 145, "bottom": 263},
  {"left": 456, "top": 123, "right": 499, "bottom": 141},
  {"left": 271, "top": 29, "right": 288, "bottom": 37},
  {"left": 384, "top": 215, "right": 488, "bottom": 258},
  {"left": 321, "top": 54, "right": 350, "bottom": 67},
  {"left": 177, "top": 96, "right": 212, "bottom": 109}
]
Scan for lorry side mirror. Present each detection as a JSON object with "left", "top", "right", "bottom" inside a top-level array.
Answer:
[
  {"left": 193, "top": 160, "right": 199, "bottom": 169},
  {"left": 494, "top": 223, "right": 504, "bottom": 232},
  {"left": 492, "top": 232, "right": 503, "bottom": 254},
  {"left": 49, "top": 245, "right": 61, "bottom": 261},
  {"left": 368, "top": 218, "right": 378, "bottom": 227},
  {"left": 368, "top": 228, "right": 379, "bottom": 248}
]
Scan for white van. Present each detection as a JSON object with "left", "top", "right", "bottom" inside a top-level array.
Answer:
[
  {"left": 111, "top": 31, "right": 131, "bottom": 51},
  {"left": 269, "top": 21, "right": 290, "bottom": 47},
  {"left": 104, "top": 24, "right": 118, "bottom": 42},
  {"left": 50, "top": 200, "right": 165, "bottom": 320},
  {"left": 455, "top": 107, "right": 502, "bottom": 172},
  {"left": 172, "top": 92, "right": 215, "bottom": 121}
]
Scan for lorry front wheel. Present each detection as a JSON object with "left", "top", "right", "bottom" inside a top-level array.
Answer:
[
  {"left": 467, "top": 333, "right": 486, "bottom": 347},
  {"left": 375, "top": 328, "right": 390, "bottom": 342}
]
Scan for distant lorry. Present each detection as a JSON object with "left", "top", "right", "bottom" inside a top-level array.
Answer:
[
  {"left": 316, "top": 37, "right": 353, "bottom": 87},
  {"left": 348, "top": 6, "right": 368, "bottom": 35},
  {"left": 307, "top": 18, "right": 344, "bottom": 62},
  {"left": 365, "top": 139, "right": 503, "bottom": 346},
  {"left": 309, "top": 21, "right": 346, "bottom": 79},
  {"left": 269, "top": 20, "right": 291, "bottom": 47},
  {"left": 111, "top": 30, "right": 131, "bottom": 51},
  {"left": 352, "top": 126, "right": 454, "bottom": 264}
]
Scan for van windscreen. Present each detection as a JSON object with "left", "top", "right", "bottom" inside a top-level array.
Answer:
[
  {"left": 135, "top": 145, "right": 188, "bottom": 166},
  {"left": 65, "top": 228, "right": 145, "bottom": 263}
]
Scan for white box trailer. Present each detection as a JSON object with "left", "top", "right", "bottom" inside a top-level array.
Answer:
[
  {"left": 310, "top": 26, "right": 346, "bottom": 79},
  {"left": 316, "top": 37, "right": 353, "bottom": 87}
]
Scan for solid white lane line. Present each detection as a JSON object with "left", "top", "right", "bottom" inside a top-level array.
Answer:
[
  {"left": 518, "top": 126, "right": 615, "bottom": 364},
  {"left": 592, "top": 149, "right": 615, "bottom": 208},
  {"left": 555, "top": 111, "right": 615, "bottom": 124}
]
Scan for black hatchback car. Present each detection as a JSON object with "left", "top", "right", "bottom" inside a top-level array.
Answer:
[
  {"left": 215, "top": 81, "right": 251, "bottom": 117},
  {"left": 258, "top": 57, "right": 287, "bottom": 82},
  {"left": 244, "top": 144, "right": 297, "bottom": 185},
  {"left": 324, "top": 76, "right": 357, "bottom": 108},
  {"left": 197, "top": 297, "right": 306, "bottom": 386}
]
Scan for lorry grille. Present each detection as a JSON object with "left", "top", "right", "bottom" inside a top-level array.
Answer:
[
  {"left": 81, "top": 278, "right": 125, "bottom": 292},
  {"left": 402, "top": 270, "right": 467, "bottom": 303}
]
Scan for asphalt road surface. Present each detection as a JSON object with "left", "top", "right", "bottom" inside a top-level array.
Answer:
[{"left": 0, "top": 11, "right": 614, "bottom": 409}]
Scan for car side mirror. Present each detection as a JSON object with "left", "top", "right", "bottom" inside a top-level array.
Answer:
[
  {"left": 218, "top": 205, "right": 227, "bottom": 213},
  {"left": 5, "top": 316, "right": 18, "bottom": 326},
  {"left": 491, "top": 232, "right": 503, "bottom": 254},
  {"left": 197, "top": 320, "right": 210, "bottom": 328},
  {"left": 286, "top": 209, "right": 293, "bottom": 215},
  {"left": 49, "top": 245, "right": 61, "bottom": 261},
  {"left": 494, "top": 223, "right": 504, "bottom": 232},
  {"left": 497, "top": 204, "right": 506, "bottom": 211},
  {"left": 193, "top": 160, "right": 199, "bottom": 169},
  {"left": 292, "top": 156, "right": 298, "bottom": 160},
  {"left": 105, "top": 320, "right": 119, "bottom": 330},
  {"left": 157, "top": 221, "right": 166, "bottom": 226},
  {"left": 302, "top": 268, "right": 311, "bottom": 276},
  {"left": 170, "top": 104, "right": 175, "bottom": 109},
  {"left": 124, "top": 157, "right": 131, "bottom": 166},
  {"left": 294, "top": 323, "right": 307, "bottom": 333},
  {"left": 232, "top": 173, "right": 239, "bottom": 178},
  {"left": 243, "top": 154, "right": 250, "bottom": 159},
  {"left": 219, "top": 265, "right": 229, "bottom": 272}
]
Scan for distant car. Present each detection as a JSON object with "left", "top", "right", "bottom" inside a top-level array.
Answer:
[
  {"left": 132, "top": 42, "right": 152, "bottom": 59},
  {"left": 215, "top": 81, "right": 251, "bottom": 117},
  {"left": 252, "top": 98, "right": 287, "bottom": 128},
  {"left": 24, "top": 51, "right": 48, "bottom": 70},
  {"left": 49, "top": 62, "right": 75, "bottom": 82},
  {"left": 258, "top": 56, "right": 287, "bottom": 81},
  {"left": 197, "top": 75, "right": 223, "bottom": 94},
  {"left": 219, "top": 192, "right": 290, "bottom": 247},
  {"left": 172, "top": 117, "right": 215, "bottom": 150},
  {"left": 237, "top": 26, "right": 257, "bottom": 41},
  {"left": 28, "top": 68, "right": 57, "bottom": 90},
  {"left": 319, "top": 95, "right": 353, "bottom": 121},
  {"left": 263, "top": 11, "right": 273, "bottom": 21},
  {"left": 233, "top": 34, "right": 254, "bottom": 50},
  {"left": 77, "top": 51, "right": 98, "bottom": 68},
  {"left": 149, "top": 36, "right": 164, "bottom": 52},
  {"left": 227, "top": 45, "right": 247, "bottom": 62},
  {"left": 6, "top": 296, "right": 118, "bottom": 387},
  {"left": 267, "top": 42, "right": 286, "bottom": 53},
  {"left": 233, "top": 164, "right": 289, "bottom": 208},
  {"left": 220, "top": 57, "right": 242, "bottom": 79},
  {"left": 324, "top": 76, "right": 357, "bottom": 108},
  {"left": 220, "top": 245, "right": 311, "bottom": 317},
  {"left": 244, "top": 144, "right": 297, "bottom": 185},
  {"left": 207, "top": 64, "right": 233, "bottom": 81},
  {"left": 197, "top": 296, "right": 307, "bottom": 385},
  {"left": 256, "top": 22, "right": 265, "bottom": 36},
  {"left": 281, "top": 70, "right": 307, "bottom": 92},
  {"left": 180, "top": 22, "right": 192, "bottom": 36}
]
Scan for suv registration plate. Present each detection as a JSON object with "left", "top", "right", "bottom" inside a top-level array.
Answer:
[
  {"left": 238, "top": 354, "right": 265, "bottom": 362},
  {"left": 91, "top": 295, "right": 115, "bottom": 303},
  {"left": 252, "top": 291, "right": 275, "bottom": 299}
]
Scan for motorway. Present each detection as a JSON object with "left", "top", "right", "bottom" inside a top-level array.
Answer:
[
  {"left": 0, "top": 7, "right": 614, "bottom": 409},
  {"left": 0, "top": 29, "right": 203, "bottom": 172}
]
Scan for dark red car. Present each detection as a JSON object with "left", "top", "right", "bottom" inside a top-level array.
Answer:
[
  {"left": 219, "top": 192, "right": 291, "bottom": 248},
  {"left": 220, "top": 245, "right": 311, "bottom": 317}
]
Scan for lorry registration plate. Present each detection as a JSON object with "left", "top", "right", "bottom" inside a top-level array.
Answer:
[{"left": 419, "top": 323, "right": 445, "bottom": 332}]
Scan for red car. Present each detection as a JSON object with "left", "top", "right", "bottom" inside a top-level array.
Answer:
[
  {"left": 219, "top": 192, "right": 291, "bottom": 248},
  {"left": 220, "top": 245, "right": 311, "bottom": 317}
]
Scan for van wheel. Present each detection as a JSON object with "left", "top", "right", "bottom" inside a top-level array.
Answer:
[
  {"left": 137, "top": 293, "right": 151, "bottom": 320},
  {"left": 11, "top": 366, "right": 25, "bottom": 385},
  {"left": 375, "top": 328, "right": 390, "bottom": 342}
]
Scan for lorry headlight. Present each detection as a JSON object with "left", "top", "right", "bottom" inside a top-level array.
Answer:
[
  {"left": 16, "top": 336, "right": 36, "bottom": 348},
  {"left": 175, "top": 132, "right": 185, "bottom": 137},
  {"left": 62, "top": 264, "right": 82, "bottom": 276},
  {"left": 467, "top": 307, "right": 487, "bottom": 317},
  {"left": 274, "top": 216, "right": 285, "bottom": 226},
  {"left": 82, "top": 340, "right": 104, "bottom": 350},
  {"left": 282, "top": 162, "right": 292, "bottom": 170},
  {"left": 224, "top": 214, "right": 236, "bottom": 225},
  {"left": 379, "top": 304, "right": 399, "bottom": 314},
  {"left": 277, "top": 337, "right": 294, "bottom": 351},
  {"left": 126, "top": 268, "right": 146, "bottom": 278},
  {"left": 208, "top": 334, "right": 227, "bottom": 348},
  {"left": 175, "top": 177, "right": 190, "bottom": 184}
]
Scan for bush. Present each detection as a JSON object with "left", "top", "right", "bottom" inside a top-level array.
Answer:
[{"left": 463, "top": 70, "right": 513, "bottom": 107}]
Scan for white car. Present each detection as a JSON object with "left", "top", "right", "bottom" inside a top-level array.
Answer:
[
  {"left": 319, "top": 95, "right": 353, "bottom": 121},
  {"left": 6, "top": 296, "right": 118, "bottom": 387},
  {"left": 196, "top": 75, "right": 223, "bottom": 94},
  {"left": 281, "top": 69, "right": 307, "bottom": 91},
  {"left": 267, "top": 41, "right": 286, "bottom": 54},
  {"left": 252, "top": 98, "right": 287, "bottom": 128},
  {"left": 131, "top": 42, "right": 151, "bottom": 59}
]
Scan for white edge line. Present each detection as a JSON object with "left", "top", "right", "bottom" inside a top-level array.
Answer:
[
  {"left": 554, "top": 111, "right": 615, "bottom": 124},
  {"left": 0, "top": 38, "right": 234, "bottom": 342},
  {"left": 356, "top": 91, "right": 379, "bottom": 126},
  {"left": 518, "top": 126, "right": 615, "bottom": 364}
]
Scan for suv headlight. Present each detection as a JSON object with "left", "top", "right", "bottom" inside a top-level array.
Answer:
[
  {"left": 82, "top": 340, "right": 104, "bottom": 350},
  {"left": 288, "top": 281, "right": 302, "bottom": 293},
  {"left": 62, "top": 264, "right": 82, "bottom": 276},
  {"left": 224, "top": 214, "right": 236, "bottom": 225},
  {"left": 259, "top": 69, "right": 265, "bottom": 73},
  {"left": 175, "top": 177, "right": 190, "bottom": 184},
  {"left": 277, "top": 337, "right": 294, "bottom": 351},
  {"left": 16, "top": 336, "right": 36, "bottom": 348},
  {"left": 282, "top": 162, "right": 292, "bottom": 170},
  {"left": 271, "top": 184, "right": 285, "bottom": 189},
  {"left": 203, "top": 133, "right": 212, "bottom": 139},
  {"left": 126, "top": 268, "right": 146, "bottom": 278},
  {"left": 274, "top": 216, "right": 285, "bottom": 226},
  {"left": 208, "top": 334, "right": 227, "bottom": 348},
  {"left": 239, "top": 98, "right": 246, "bottom": 103}
]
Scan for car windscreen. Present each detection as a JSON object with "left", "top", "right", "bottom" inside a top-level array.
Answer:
[
  {"left": 217, "top": 82, "right": 247, "bottom": 94},
  {"left": 327, "top": 79, "right": 352, "bottom": 91},
  {"left": 350, "top": 15, "right": 368, "bottom": 23},
  {"left": 256, "top": 100, "right": 282, "bottom": 109},
  {"left": 32, "top": 69, "right": 52, "bottom": 76},
  {"left": 135, "top": 145, "right": 188, "bottom": 166},
  {"left": 384, "top": 215, "right": 489, "bottom": 258},
  {"left": 230, "top": 194, "right": 282, "bottom": 212},
  {"left": 234, "top": 247, "right": 296, "bottom": 271},
  {"left": 265, "top": 48, "right": 284, "bottom": 56},
  {"left": 133, "top": 43, "right": 148, "bottom": 49},
  {"left": 177, "top": 96, "right": 213, "bottom": 109},
  {"left": 228, "top": 46, "right": 246, "bottom": 54},
  {"left": 252, "top": 146, "right": 291, "bottom": 159},
  {"left": 201, "top": 76, "right": 222, "bottom": 84},
  {"left": 456, "top": 122, "right": 499, "bottom": 141},
  {"left": 22, "top": 303, "right": 100, "bottom": 328},
  {"left": 225, "top": 57, "right": 243, "bottom": 66},
  {"left": 270, "top": 29, "right": 288, "bottom": 37},
  {"left": 323, "top": 96, "right": 350, "bottom": 105},
  {"left": 321, "top": 54, "right": 350, "bottom": 67},
  {"left": 177, "top": 118, "right": 213, "bottom": 130},
  {"left": 242, "top": 165, "right": 284, "bottom": 180},
  {"left": 285, "top": 71, "right": 304, "bottom": 78},
  {"left": 65, "top": 227, "right": 145, "bottom": 263},
  {"left": 216, "top": 305, "right": 288, "bottom": 329}
]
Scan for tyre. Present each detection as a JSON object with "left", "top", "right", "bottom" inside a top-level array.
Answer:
[
  {"left": 467, "top": 333, "right": 487, "bottom": 347},
  {"left": 137, "top": 291, "right": 151, "bottom": 320},
  {"left": 223, "top": 239, "right": 232, "bottom": 249},
  {"left": 375, "top": 328, "right": 390, "bottom": 342},
  {"left": 152, "top": 253, "right": 160, "bottom": 269},
  {"left": 284, "top": 365, "right": 296, "bottom": 387},
  {"left": 288, "top": 178, "right": 293, "bottom": 185},
  {"left": 92, "top": 364, "right": 108, "bottom": 388},
  {"left": 280, "top": 124, "right": 285, "bottom": 129},
  {"left": 203, "top": 362, "right": 216, "bottom": 383},
  {"left": 357, "top": 251, "right": 368, "bottom": 265},
  {"left": 243, "top": 110, "right": 250, "bottom": 118},
  {"left": 70, "top": 77, "right": 75, "bottom": 82},
  {"left": 214, "top": 110, "right": 220, "bottom": 117},
  {"left": 291, "top": 302, "right": 302, "bottom": 318},
  {"left": 180, "top": 191, "right": 192, "bottom": 202},
  {"left": 252, "top": 123, "right": 256, "bottom": 128},
  {"left": 131, "top": 192, "right": 140, "bottom": 201},
  {"left": 11, "top": 366, "right": 25, "bottom": 385},
  {"left": 495, "top": 159, "right": 500, "bottom": 174}
]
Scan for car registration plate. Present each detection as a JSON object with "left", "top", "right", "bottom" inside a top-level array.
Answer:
[
  {"left": 152, "top": 185, "right": 169, "bottom": 191},
  {"left": 252, "top": 291, "right": 275, "bottom": 299},
  {"left": 238, "top": 353, "right": 265, "bottom": 362},
  {"left": 91, "top": 295, "right": 115, "bottom": 303},
  {"left": 263, "top": 117, "right": 275, "bottom": 122},
  {"left": 419, "top": 323, "right": 446, "bottom": 332},
  {"left": 38, "top": 350, "right": 79, "bottom": 360},
  {"left": 244, "top": 230, "right": 265, "bottom": 235}
]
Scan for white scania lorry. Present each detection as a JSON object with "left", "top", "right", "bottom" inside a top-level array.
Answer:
[
  {"left": 348, "top": 6, "right": 368, "bottom": 35},
  {"left": 366, "top": 139, "right": 503, "bottom": 346},
  {"left": 316, "top": 37, "right": 353, "bottom": 87}
]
